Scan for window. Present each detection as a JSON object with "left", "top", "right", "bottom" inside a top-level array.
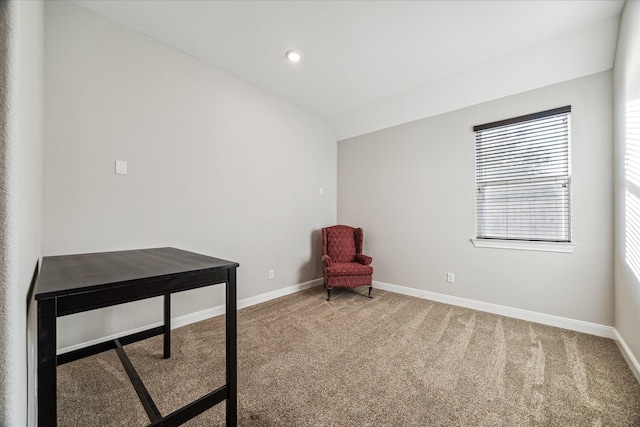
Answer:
[
  {"left": 625, "top": 100, "right": 640, "bottom": 278},
  {"left": 474, "top": 106, "right": 571, "bottom": 244}
]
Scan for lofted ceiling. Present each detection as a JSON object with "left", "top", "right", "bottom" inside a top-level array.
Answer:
[{"left": 72, "top": 0, "right": 624, "bottom": 139}]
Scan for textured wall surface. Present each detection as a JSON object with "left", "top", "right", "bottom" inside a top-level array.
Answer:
[
  {"left": 0, "top": 1, "right": 44, "bottom": 425},
  {"left": 0, "top": 1, "right": 15, "bottom": 423}
]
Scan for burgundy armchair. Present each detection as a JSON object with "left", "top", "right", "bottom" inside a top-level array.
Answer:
[{"left": 321, "top": 225, "right": 373, "bottom": 301}]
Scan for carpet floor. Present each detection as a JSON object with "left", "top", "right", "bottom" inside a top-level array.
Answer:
[{"left": 57, "top": 286, "right": 640, "bottom": 426}]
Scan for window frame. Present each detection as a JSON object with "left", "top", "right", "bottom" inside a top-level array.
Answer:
[{"left": 472, "top": 106, "right": 574, "bottom": 252}]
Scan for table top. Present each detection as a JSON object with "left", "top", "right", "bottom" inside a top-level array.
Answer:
[{"left": 36, "top": 247, "right": 239, "bottom": 300}]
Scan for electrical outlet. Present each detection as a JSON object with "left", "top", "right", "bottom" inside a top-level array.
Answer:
[
  {"left": 268, "top": 269, "right": 274, "bottom": 279},
  {"left": 447, "top": 272, "right": 455, "bottom": 283}
]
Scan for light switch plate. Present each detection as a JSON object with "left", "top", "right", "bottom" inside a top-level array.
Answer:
[{"left": 115, "top": 160, "right": 127, "bottom": 175}]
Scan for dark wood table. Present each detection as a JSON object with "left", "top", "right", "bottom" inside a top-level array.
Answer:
[{"left": 35, "top": 247, "right": 239, "bottom": 427}]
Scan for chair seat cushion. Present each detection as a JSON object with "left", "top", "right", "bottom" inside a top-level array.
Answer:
[{"left": 325, "top": 262, "right": 373, "bottom": 277}]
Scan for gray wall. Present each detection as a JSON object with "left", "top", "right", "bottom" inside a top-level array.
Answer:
[
  {"left": 0, "top": 1, "right": 44, "bottom": 425},
  {"left": 338, "top": 71, "right": 613, "bottom": 326},
  {"left": 614, "top": 0, "right": 640, "bottom": 369},
  {"left": 44, "top": 2, "right": 337, "bottom": 349}
]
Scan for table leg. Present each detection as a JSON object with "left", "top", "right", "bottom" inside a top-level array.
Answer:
[
  {"left": 37, "top": 298, "right": 57, "bottom": 427},
  {"left": 226, "top": 269, "right": 237, "bottom": 427},
  {"left": 163, "top": 293, "right": 171, "bottom": 359}
]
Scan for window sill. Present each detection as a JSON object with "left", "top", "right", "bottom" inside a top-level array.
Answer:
[{"left": 471, "top": 239, "right": 576, "bottom": 253}]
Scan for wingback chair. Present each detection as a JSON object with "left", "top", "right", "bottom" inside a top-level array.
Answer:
[{"left": 321, "top": 225, "right": 373, "bottom": 301}]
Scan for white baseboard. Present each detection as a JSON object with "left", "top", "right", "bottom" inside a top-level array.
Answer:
[
  {"left": 237, "top": 278, "right": 322, "bottom": 310},
  {"left": 57, "top": 278, "right": 323, "bottom": 355},
  {"left": 58, "top": 277, "right": 640, "bottom": 385},
  {"left": 376, "top": 281, "right": 640, "bottom": 383},
  {"left": 613, "top": 329, "right": 640, "bottom": 383},
  {"left": 373, "top": 280, "right": 616, "bottom": 339}
]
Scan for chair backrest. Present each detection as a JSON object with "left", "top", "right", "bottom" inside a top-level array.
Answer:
[{"left": 322, "top": 225, "right": 364, "bottom": 263}]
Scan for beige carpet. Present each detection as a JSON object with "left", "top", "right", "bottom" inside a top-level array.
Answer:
[{"left": 57, "top": 286, "right": 640, "bottom": 426}]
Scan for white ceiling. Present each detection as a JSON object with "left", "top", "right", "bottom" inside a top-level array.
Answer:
[{"left": 73, "top": 0, "right": 624, "bottom": 139}]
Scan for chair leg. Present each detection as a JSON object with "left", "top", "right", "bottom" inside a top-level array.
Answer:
[
  {"left": 323, "top": 281, "right": 331, "bottom": 301},
  {"left": 368, "top": 286, "right": 373, "bottom": 298}
]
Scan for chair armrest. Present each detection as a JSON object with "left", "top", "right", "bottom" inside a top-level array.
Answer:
[
  {"left": 355, "top": 254, "right": 372, "bottom": 265},
  {"left": 322, "top": 254, "right": 331, "bottom": 267}
]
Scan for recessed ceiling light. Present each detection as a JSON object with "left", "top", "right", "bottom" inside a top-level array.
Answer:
[{"left": 285, "top": 50, "right": 302, "bottom": 63}]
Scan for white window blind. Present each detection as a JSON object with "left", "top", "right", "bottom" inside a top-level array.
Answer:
[{"left": 474, "top": 106, "right": 571, "bottom": 243}]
